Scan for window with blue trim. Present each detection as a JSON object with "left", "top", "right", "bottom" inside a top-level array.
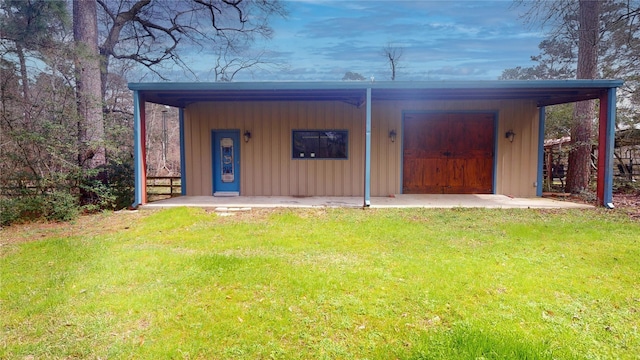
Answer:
[{"left": 292, "top": 130, "right": 348, "bottom": 159}]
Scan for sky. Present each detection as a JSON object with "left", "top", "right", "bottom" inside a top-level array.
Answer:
[{"left": 222, "top": 0, "right": 548, "bottom": 82}]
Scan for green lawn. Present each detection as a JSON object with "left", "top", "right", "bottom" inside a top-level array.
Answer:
[{"left": 1, "top": 208, "right": 639, "bottom": 359}]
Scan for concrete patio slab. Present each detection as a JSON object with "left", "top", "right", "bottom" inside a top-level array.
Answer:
[{"left": 141, "top": 194, "right": 593, "bottom": 210}]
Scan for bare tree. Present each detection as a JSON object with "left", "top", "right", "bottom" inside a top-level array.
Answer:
[
  {"left": 382, "top": 43, "right": 403, "bottom": 81},
  {"left": 96, "top": 0, "right": 286, "bottom": 90},
  {"left": 210, "top": 42, "right": 273, "bottom": 82}
]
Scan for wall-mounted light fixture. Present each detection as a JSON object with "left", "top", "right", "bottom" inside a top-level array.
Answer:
[
  {"left": 505, "top": 130, "right": 515, "bottom": 143},
  {"left": 243, "top": 130, "right": 252, "bottom": 143},
  {"left": 389, "top": 129, "right": 397, "bottom": 143}
]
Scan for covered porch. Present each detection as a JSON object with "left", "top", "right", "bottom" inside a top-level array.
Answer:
[
  {"left": 129, "top": 80, "right": 623, "bottom": 208},
  {"left": 140, "top": 194, "right": 593, "bottom": 210}
]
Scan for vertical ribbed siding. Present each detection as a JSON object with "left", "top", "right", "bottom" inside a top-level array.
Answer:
[
  {"left": 370, "top": 99, "right": 539, "bottom": 198},
  {"left": 183, "top": 99, "right": 538, "bottom": 198},
  {"left": 495, "top": 100, "right": 539, "bottom": 197},
  {"left": 185, "top": 101, "right": 365, "bottom": 196}
]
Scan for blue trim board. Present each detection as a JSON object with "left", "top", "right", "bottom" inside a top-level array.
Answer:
[
  {"left": 179, "top": 108, "right": 186, "bottom": 196},
  {"left": 537, "top": 107, "right": 546, "bottom": 197},
  {"left": 364, "top": 88, "right": 372, "bottom": 207},
  {"left": 128, "top": 81, "right": 623, "bottom": 111},
  {"left": 400, "top": 111, "right": 406, "bottom": 194},
  {"left": 132, "top": 91, "right": 143, "bottom": 208},
  {"left": 129, "top": 80, "right": 624, "bottom": 92},
  {"left": 604, "top": 88, "right": 617, "bottom": 208},
  {"left": 491, "top": 111, "right": 498, "bottom": 194},
  {"left": 210, "top": 131, "right": 216, "bottom": 195}
]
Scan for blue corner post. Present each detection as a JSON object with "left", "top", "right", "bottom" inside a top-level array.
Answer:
[
  {"left": 603, "top": 88, "right": 616, "bottom": 208},
  {"left": 179, "top": 108, "right": 186, "bottom": 196},
  {"left": 132, "top": 90, "right": 144, "bottom": 208},
  {"left": 364, "top": 88, "right": 372, "bottom": 207},
  {"left": 536, "top": 107, "right": 546, "bottom": 197}
]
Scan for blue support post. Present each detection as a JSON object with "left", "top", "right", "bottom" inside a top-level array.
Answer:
[
  {"left": 132, "top": 90, "right": 143, "bottom": 208},
  {"left": 603, "top": 88, "right": 616, "bottom": 208},
  {"left": 364, "top": 88, "right": 372, "bottom": 207},
  {"left": 179, "top": 108, "right": 186, "bottom": 196},
  {"left": 537, "top": 107, "right": 546, "bottom": 197}
]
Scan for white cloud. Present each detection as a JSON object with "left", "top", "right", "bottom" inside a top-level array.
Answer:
[{"left": 174, "top": 0, "right": 548, "bottom": 81}]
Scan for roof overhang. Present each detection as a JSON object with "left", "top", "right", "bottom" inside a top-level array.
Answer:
[{"left": 128, "top": 80, "right": 624, "bottom": 108}]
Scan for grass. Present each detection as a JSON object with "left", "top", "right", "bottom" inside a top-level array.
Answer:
[{"left": 1, "top": 207, "right": 639, "bottom": 359}]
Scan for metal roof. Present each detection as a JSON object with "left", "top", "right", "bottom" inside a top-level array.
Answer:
[{"left": 128, "top": 80, "right": 623, "bottom": 108}]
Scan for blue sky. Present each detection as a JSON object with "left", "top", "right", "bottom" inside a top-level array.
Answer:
[{"left": 237, "top": 0, "right": 547, "bottom": 81}]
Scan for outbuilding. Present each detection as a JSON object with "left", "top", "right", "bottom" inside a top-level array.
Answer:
[{"left": 128, "top": 80, "right": 622, "bottom": 208}]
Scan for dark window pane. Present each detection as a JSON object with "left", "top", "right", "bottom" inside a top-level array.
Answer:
[
  {"left": 322, "top": 131, "right": 347, "bottom": 158},
  {"left": 292, "top": 130, "right": 348, "bottom": 159},
  {"left": 293, "top": 131, "right": 319, "bottom": 158}
]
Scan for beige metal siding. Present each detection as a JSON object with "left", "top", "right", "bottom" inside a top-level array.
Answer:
[
  {"left": 184, "top": 101, "right": 365, "bottom": 196},
  {"left": 495, "top": 101, "right": 540, "bottom": 197},
  {"left": 370, "top": 99, "right": 539, "bottom": 198},
  {"left": 183, "top": 99, "right": 539, "bottom": 198}
]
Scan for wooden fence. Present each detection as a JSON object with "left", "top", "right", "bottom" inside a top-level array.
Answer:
[{"left": 146, "top": 176, "right": 182, "bottom": 199}]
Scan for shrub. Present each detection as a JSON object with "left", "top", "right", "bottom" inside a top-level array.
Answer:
[
  {"left": 0, "top": 197, "right": 20, "bottom": 227},
  {"left": 79, "top": 160, "right": 134, "bottom": 211},
  {"left": 613, "top": 178, "right": 640, "bottom": 194},
  {"left": 44, "top": 191, "right": 79, "bottom": 222},
  {"left": 104, "top": 160, "right": 135, "bottom": 210},
  {"left": 0, "top": 191, "right": 79, "bottom": 226}
]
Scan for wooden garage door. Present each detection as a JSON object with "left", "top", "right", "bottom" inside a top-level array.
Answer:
[{"left": 403, "top": 112, "right": 495, "bottom": 194}]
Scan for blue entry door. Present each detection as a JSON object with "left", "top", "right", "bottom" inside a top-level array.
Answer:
[{"left": 212, "top": 130, "right": 240, "bottom": 195}]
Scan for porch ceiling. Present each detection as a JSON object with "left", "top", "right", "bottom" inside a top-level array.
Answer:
[{"left": 129, "top": 80, "right": 623, "bottom": 109}]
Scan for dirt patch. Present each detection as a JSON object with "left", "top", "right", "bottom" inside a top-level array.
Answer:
[
  {"left": 3, "top": 194, "right": 639, "bottom": 247},
  {"left": 613, "top": 192, "right": 640, "bottom": 220},
  {"left": 0, "top": 210, "right": 148, "bottom": 246},
  {"left": 545, "top": 190, "right": 640, "bottom": 220}
]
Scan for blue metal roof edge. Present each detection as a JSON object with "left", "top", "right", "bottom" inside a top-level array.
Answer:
[{"left": 128, "top": 79, "right": 624, "bottom": 92}]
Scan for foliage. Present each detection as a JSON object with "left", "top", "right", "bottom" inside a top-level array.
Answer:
[
  {"left": 42, "top": 191, "right": 80, "bottom": 221},
  {"left": 499, "top": 39, "right": 577, "bottom": 80},
  {"left": 0, "top": 0, "right": 288, "bottom": 224},
  {"left": 0, "top": 0, "right": 68, "bottom": 62},
  {"left": 613, "top": 177, "right": 640, "bottom": 193},
  {"left": 1, "top": 208, "right": 639, "bottom": 358},
  {"left": 0, "top": 197, "right": 19, "bottom": 226},
  {"left": 342, "top": 71, "right": 366, "bottom": 81},
  {"left": 507, "top": 0, "right": 640, "bottom": 193},
  {"left": 544, "top": 103, "right": 574, "bottom": 139},
  {"left": 79, "top": 159, "right": 135, "bottom": 212},
  {"left": 0, "top": 190, "right": 78, "bottom": 226},
  {"left": 505, "top": 0, "right": 640, "bottom": 127},
  {"left": 0, "top": 158, "right": 133, "bottom": 226}
]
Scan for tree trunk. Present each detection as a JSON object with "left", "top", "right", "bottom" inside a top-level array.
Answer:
[
  {"left": 16, "top": 44, "right": 31, "bottom": 130},
  {"left": 73, "top": 0, "right": 105, "bottom": 169},
  {"left": 16, "top": 44, "right": 30, "bottom": 105},
  {"left": 565, "top": 0, "right": 600, "bottom": 194}
]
